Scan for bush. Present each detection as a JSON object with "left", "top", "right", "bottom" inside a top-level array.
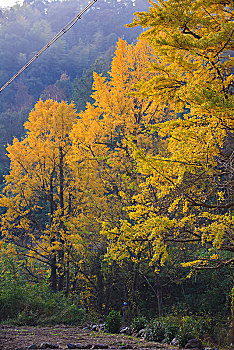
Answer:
[
  {"left": 0, "top": 279, "right": 85, "bottom": 326},
  {"left": 195, "top": 314, "right": 214, "bottom": 339},
  {"left": 162, "top": 316, "right": 179, "bottom": 342},
  {"left": 145, "top": 320, "right": 166, "bottom": 342},
  {"left": 177, "top": 316, "right": 197, "bottom": 347},
  {"left": 105, "top": 310, "right": 122, "bottom": 334},
  {"left": 131, "top": 316, "right": 148, "bottom": 332},
  {"left": 49, "top": 303, "right": 85, "bottom": 325},
  {"left": 144, "top": 316, "right": 179, "bottom": 343},
  {"left": 15, "top": 300, "right": 85, "bottom": 326},
  {"left": 0, "top": 285, "right": 26, "bottom": 321}
]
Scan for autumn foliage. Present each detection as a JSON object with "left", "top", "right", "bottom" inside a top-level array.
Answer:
[{"left": 0, "top": 0, "right": 233, "bottom": 340}]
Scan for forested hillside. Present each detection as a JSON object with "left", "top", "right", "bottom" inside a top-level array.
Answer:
[
  {"left": 0, "top": 0, "right": 233, "bottom": 347},
  {"left": 0, "top": 0, "right": 148, "bottom": 180}
]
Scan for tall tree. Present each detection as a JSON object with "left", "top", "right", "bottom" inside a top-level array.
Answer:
[
  {"left": 69, "top": 38, "right": 168, "bottom": 314},
  {"left": 70, "top": 38, "right": 159, "bottom": 231},
  {"left": 0, "top": 99, "right": 79, "bottom": 292},
  {"left": 103, "top": 0, "right": 234, "bottom": 334},
  {"left": 125, "top": 0, "right": 234, "bottom": 269}
]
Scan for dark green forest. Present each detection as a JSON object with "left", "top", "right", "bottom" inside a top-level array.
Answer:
[{"left": 0, "top": 0, "right": 233, "bottom": 347}]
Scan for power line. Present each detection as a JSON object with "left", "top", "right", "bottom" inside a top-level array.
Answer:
[{"left": 0, "top": 0, "right": 98, "bottom": 94}]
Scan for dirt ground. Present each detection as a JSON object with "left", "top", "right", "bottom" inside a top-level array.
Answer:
[{"left": 0, "top": 325, "right": 170, "bottom": 350}]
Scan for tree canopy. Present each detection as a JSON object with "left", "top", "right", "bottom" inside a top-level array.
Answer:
[
  {"left": 104, "top": 0, "right": 234, "bottom": 271},
  {"left": 0, "top": 0, "right": 233, "bottom": 343}
]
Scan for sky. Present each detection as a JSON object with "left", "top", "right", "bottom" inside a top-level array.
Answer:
[{"left": 0, "top": 0, "right": 23, "bottom": 8}]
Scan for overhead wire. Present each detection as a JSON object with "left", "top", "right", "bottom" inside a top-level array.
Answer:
[{"left": 0, "top": 0, "right": 98, "bottom": 94}]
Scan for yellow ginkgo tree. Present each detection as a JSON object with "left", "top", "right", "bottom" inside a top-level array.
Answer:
[
  {"left": 69, "top": 38, "right": 167, "bottom": 312},
  {"left": 102, "top": 0, "right": 234, "bottom": 322},
  {"left": 0, "top": 99, "right": 82, "bottom": 292},
  {"left": 128, "top": 0, "right": 233, "bottom": 126},
  {"left": 70, "top": 38, "right": 160, "bottom": 235},
  {"left": 105, "top": 0, "right": 234, "bottom": 275}
]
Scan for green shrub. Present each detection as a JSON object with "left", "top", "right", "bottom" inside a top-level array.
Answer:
[
  {"left": 105, "top": 310, "right": 122, "bottom": 334},
  {"left": 0, "top": 285, "right": 26, "bottom": 321},
  {"left": 145, "top": 320, "right": 166, "bottom": 342},
  {"left": 157, "top": 315, "right": 179, "bottom": 342},
  {"left": 144, "top": 316, "right": 179, "bottom": 343},
  {"left": 195, "top": 315, "right": 214, "bottom": 339},
  {"left": 0, "top": 278, "right": 85, "bottom": 326},
  {"left": 131, "top": 316, "right": 148, "bottom": 332},
  {"left": 50, "top": 303, "right": 85, "bottom": 325},
  {"left": 17, "top": 310, "right": 38, "bottom": 326},
  {"left": 164, "top": 323, "right": 179, "bottom": 342},
  {"left": 16, "top": 301, "right": 85, "bottom": 326},
  {"left": 177, "top": 316, "right": 197, "bottom": 347}
]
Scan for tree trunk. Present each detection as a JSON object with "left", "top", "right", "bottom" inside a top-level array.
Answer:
[
  {"left": 157, "top": 287, "right": 163, "bottom": 316},
  {"left": 50, "top": 169, "right": 57, "bottom": 292},
  {"left": 155, "top": 273, "right": 163, "bottom": 316},
  {"left": 50, "top": 254, "right": 57, "bottom": 292},
  {"left": 65, "top": 259, "right": 70, "bottom": 297},
  {"left": 96, "top": 255, "right": 104, "bottom": 313},
  {"left": 58, "top": 146, "right": 65, "bottom": 291},
  {"left": 231, "top": 287, "right": 234, "bottom": 344},
  {"left": 133, "top": 263, "right": 140, "bottom": 316}
]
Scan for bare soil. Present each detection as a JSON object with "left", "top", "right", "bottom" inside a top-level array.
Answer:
[{"left": 0, "top": 325, "right": 171, "bottom": 350}]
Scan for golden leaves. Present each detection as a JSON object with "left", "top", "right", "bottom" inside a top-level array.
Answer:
[{"left": 129, "top": 0, "right": 233, "bottom": 126}]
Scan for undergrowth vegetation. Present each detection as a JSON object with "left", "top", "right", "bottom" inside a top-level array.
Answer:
[
  {"left": 0, "top": 254, "right": 231, "bottom": 345},
  {"left": 131, "top": 315, "right": 229, "bottom": 346},
  {"left": 0, "top": 276, "right": 231, "bottom": 345},
  {"left": 0, "top": 279, "right": 85, "bottom": 326}
]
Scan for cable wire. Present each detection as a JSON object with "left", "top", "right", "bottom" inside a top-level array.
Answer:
[{"left": 0, "top": 0, "right": 98, "bottom": 94}]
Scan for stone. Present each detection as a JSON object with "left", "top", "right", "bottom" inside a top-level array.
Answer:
[
  {"left": 98, "top": 324, "right": 105, "bottom": 330},
  {"left": 67, "top": 344, "right": 77, "bottom": 350},
  {"left": 28, "top": 345, "right": 37, "bottom": 350},
  {"left": 136, "top": 329, "right": 145, "bottom": 337},
  {"left": 119, "top": 327, "right": 132, "bottom": 336},
  {"left": 92, "top": 345, "right": 109, "bottom": 349},
  {"left": 119, "top": 346, "right": 133, "bottom": 349},
  {"left": 75, "top": 344, "right": 92, "bottom": 350},
  {"left": 185, "top": 339, "right": 204, "bottom": 350},
  {"left": 171, "top": 338, "right": 179, "bottom": 346},
  {"left": 40, "top": 344, "right": 54, "bottom": 349}
]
